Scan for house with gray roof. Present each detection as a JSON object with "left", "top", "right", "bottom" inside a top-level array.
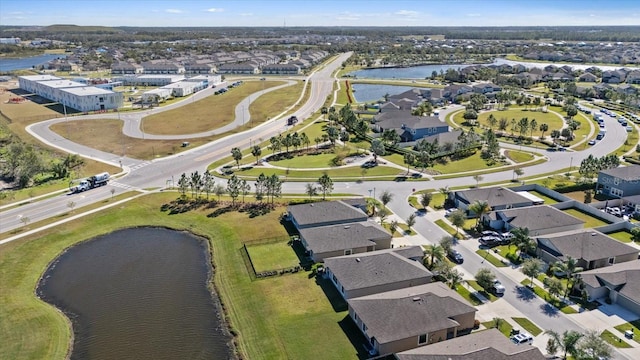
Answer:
[
  {"left": 287, "top": 200, "right": 368, "bottom": 230},
  {"left": 483, "top": 205, "right": 584, "bottom": 235},
  {"left": 578, "top": 72, "right": 598, "bottom": 83},
  {"left": 450, "top": 187, "right": 534, "bottom": 215},
  {"left": 578, "top": 260, "right": 640, "bottom": 315},
  {"left": 299, "top": 221, "right": 391, "bottom": 262},
  {"left": 348, "top": 282, "right": 476, "bottom": 356},
  {"left": 596, "top": 165, "right": 640, "bottom": 198},
  {"left": 394, "top": 328, "right": 545, "bottom": 360},
  {"left": 372, "top": 109, "right": 449, "bottom": 142},
  {"left": 261, "top": 63, "right": 301, "bottom": 75},
  {"left": 324, "top": 247, "right": 431, "bottom": 300},
  {"left": 536, "top": 229, "right": 638, "bottom": 270},
  {"left": 217, "top": 62, "right": 260, "bottom": 74}
]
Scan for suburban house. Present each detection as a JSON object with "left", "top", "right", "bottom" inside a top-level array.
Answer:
[
  {"left": 596, "top": 165, "right": 640, "bottom": 198},
  {"left": 261, "top": 63, "right": 301, "bottom": 75},
  {"left": 348, "top": 282, "right": 476, "bottom": 356},
  {"left": 372, "top": 110, "right": 449, "bottom": 142},
  {"left": 578, "top": 72, "right": 598, "bottom": 83},
  {"left": 141, "top": 61, "right": 185, "bottom": 74},
  {"left": 443, "top": 84, "right": 473, "bottom": 102},
  {"left": 449, "top": 187, "right": 536, "bottom": 215},
  {"left": 394, "top": 328, "right": 546, "bottom": 360},
  {"left": 324, "top": 246, "right": 431, "bottom": 300},
  {"left": 483, "top": 205, "right": 585, "bottom": 236},
  {"left": 217, "top": 63, "right": 260, "bottom": 74},
  {"left": 602, "top": 70, "right": 626, "bottom": 84},
  {"left": 287, "top": 200, "right": 368, "bottom": 230},
  {"left": 536, "top": 230, "right": 638, "bottom": 270},
  {"left": 110, "top": 62, "right": 144, "bottom": 75},
  {"left": 298, "top": 221, "right": 391, "bottom": 262},
  {"left": 578, "top": 260, "right": 640, "bottom": 314},
  {"left": 472, "top": 83, "right": 502, "bottom": 95}
]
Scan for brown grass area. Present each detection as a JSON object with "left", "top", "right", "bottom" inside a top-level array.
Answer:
[
  {"left": 141, "top": 80, "right": 290, "bottom": 135},
  {"left": 249, "top": 81, "right": 303, "bottom": 124}
]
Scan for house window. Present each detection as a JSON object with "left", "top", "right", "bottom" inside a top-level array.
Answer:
[
  {"left": 418, "top": 334, "right": 428, "bottom": 344},
  {"left": 609, "top": 257, "right": 615, "bottom": 265},
  {"left": 332, "top": 274, "right": 337, "bottom": 283},
  {"left": 362, "top": 323, "right": 367, "bottom": 333},
  {"left": 344, "top": 249, "right": 352, "bottom": 255},
  {"left": 611, "top": 188, "right": 624, "bottom": 198}
]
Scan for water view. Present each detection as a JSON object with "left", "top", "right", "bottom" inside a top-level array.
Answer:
[
  {"left": 37, "top": 227, "right": 232, "bottom": 360},
  {"left": 348, "top": 63, "right": 470, "bottom": 79},
  {"left": 0, "top": 53, "right": 67, "bottom": 72},
  {"left": 351, "top": 83, "right": 417, "bottom": 103}
]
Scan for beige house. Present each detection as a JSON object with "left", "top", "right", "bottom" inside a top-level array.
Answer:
[
  {"left": 484, "top": 205, "right": 585, "bottom": 235},
  {"left": 579, "top": 260, "right": 640, "bottom": 315},
  {"left": 348, "top": 283, "right": 476, "bottom": 357},
  {"left": 324, "top": 247, "right": 431, "bottom": 300},
  {"left": 394, "top": 328, "right": 545, "bottom": 360}
]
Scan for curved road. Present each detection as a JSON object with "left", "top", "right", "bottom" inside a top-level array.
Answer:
[{"left": 1, "top": 51, "right": 636, "bottom": 359}]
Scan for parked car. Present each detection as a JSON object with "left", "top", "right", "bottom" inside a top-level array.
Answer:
[
  {"left": 448, "top": 249, "right": 464, "bottom": 264},
  {"left": 481, "top": 230, "right": 501, "bottom": 238},
  {"left": 479, "top": 236, "right": 501, "bottom": 247},
  {"left": 611, "top": 207, "right": 622, "bottom": 217},
  {"left": 510, "top": 332, "right": 533, "bottom": 345},
  {"left": 627, "top": 126, "right": 633, "bottom": 132},
  {"left": 588, "top": 139, "right": 596, "bottom": 145},
  {"left": 491, "top": 279, "right": 506, "bottom": 295}
]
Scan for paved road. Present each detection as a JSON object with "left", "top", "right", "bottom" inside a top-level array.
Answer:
[{"left": 1, "top": 52, "right": 635, "bottom": 358}]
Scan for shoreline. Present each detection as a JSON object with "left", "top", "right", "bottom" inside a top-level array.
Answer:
[{"left": 35, "top": 226, "right": 237, "bottom": 360}]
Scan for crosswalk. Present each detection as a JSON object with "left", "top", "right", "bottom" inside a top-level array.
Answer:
[
  {"left": 109, "top": 181, "right": 136, "bottom": 190},
  {"left": 129, "top": 161, "right": 151, "bottom": 171}
]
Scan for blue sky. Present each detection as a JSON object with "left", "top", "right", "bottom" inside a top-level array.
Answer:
[{"left": 2, "top": 0, "right": 640, "bottom": 27}]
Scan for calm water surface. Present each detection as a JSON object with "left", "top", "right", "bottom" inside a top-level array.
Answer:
[
  {"left": 351, "top": 84, "right": 417, "bottom": 103},
  {"left": 0, "top": 53, "right": 66, "bottom": 72},
  {"left": 37, "top": 227, "right": 232, "bottom": 360}
]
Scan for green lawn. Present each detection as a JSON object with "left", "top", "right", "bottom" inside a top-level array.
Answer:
[
  {"left": 476, "top": 249, "right": 508, "bottom": 268},
  {"left": 481, "top": 318, "right": 513, "bottom": 337},
  {"left": 434, "top": 219, "right": 464, "bottom": 240},
  {"left": 431, "top": 152, "right": 501, "bottom": 174},
  {"left": 504, "top": 150, "right": 534, "bottom": 163},
  {"left": 606, "top": 230, "right": 634, "bottom": 244},
  {"left": 520, "top": 280, "right": 578, "bottom": 314},
  {"left": 511, "top": 317, "right": 542, "bottom": 336},
  {"left": 455, "top": 284, "right": 483, "bottom": 306},
  {"left": 268, "top": 152, "right": 343, "bottom": 168},
  {"left": 452, "top": 108, "right": 564, "bottom": 138},
  {"left": 223, "top": 163, "right": 403, "bottom": 181},
  {"left": 493, "top": 245, "right": 522, "bottom": 265},
  {"left": 527, "top": 190, "right": 559, "bottom": 205},
  {"left": 562, "top": 208, "right": 610, "bottom": 228},
  {"left": 246, "top": 241, "right": 300, "bottom": 272},
  {"left": 601, "top": 330, "right": 632, "bottom": 348},
  {"left": 0, "top": 193, "right": 361, "bottom": 360},
  {"left": 614, "top": 320, "right": 640, "bottom": 343},
  {"left": 466, "top": 280, "right": 498, "bottom": 302}
]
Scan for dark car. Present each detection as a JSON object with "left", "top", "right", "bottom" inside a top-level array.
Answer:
[
  {"left": 479, "top": 235, "right": 501, "bottom": 247},
  {"left": 448, "top": 249, "right": 464, "bottom": 264}
]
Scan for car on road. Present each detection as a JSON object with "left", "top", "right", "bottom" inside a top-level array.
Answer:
[
  {"left": 448, "top": 249, "right": 464, "bottom": 264},
  {"left": 361, "top": 161, "right": 378, "bottom": 168},
  {"left": 491, "top": 279, "right": 506, "bottom": 295},
  {"left": 627, "top": 126, "right": 633, "bottom": 132},
  {"left": 510, "top": 332, "right": 533, "bottom": 345},
  {"left": 588, "top": 139, "right": 596, "bottom": 145}
]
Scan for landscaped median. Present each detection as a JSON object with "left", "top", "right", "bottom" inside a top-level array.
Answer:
[{"left": 520, "top": 279, "right": 578, "bottom": 314}]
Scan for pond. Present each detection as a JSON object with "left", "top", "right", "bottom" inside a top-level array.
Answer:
[
  {"left": 348, "top": 63, "right": 471, "bottom": 79},
  {"left": 351, "top": 83, "right": 417, "bottom": 103},
  {"left": 37, "top": 227, "right": 233, "bottom": 360},
  {"left": 0, "top": 53, "right": 67, "bottom": 72}
]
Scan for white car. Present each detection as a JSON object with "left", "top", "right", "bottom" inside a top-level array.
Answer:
[
  {"left": 510, "top": 332, "right": 533, "bottom": 345},
  {"left": 491, "top": 279, "right": 506, "bottom": 295}
]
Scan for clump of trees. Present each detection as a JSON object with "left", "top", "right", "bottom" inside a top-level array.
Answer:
[{"left": 578, "top": 154, "right": 620, "bottom": 180}]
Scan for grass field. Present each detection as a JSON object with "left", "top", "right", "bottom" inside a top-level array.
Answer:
[
  {"left": 606, "top": 230, "right": 634, "bottom": 243},
  {"left": 504, "top": 150, "right": 534, "bottom": 163},
  {"left": 452, "top": 108, "right": 564, "bottom": 137},
  {"left": 431, "top": 151, "right": 501, "bottom": 174},
  {"left": 562, "top": 208, "right": 610, "bottom": 228},
  {"left": 481, "top": 318, "right": 513, "bottom": 337},
  {"left": 246, "top": 241, "right": 300, "bottom": 272},
  {"left": 0, "top": 193, "right": 361, "bottom": 360},
  {"left": 456, "top": 283, "right": 483, "bottom": 306},
  {"left": 601, "top": 330, "right": 632, "bottom": 348},
  {"left": 466, "top": 280, "right": 498, "bottom": 302},
  {"left": 222, "top": 163, "right": 403, "bottom": 181},
  {"left": 520, "top": 279, "right": 578, "bottom": 314},
  {"left": 511, "top": 317, "right": 542, "bottom": 336},
  {"left": 614, "top": 321, "right": 640, "bottom": 344},
  {"left": 476, "top": 249, "right": 507, "bottom": 268},
  {"left": 141, "top": 81, "right": 291, "bottom": 135}
]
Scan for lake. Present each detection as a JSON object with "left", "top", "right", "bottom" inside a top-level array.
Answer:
[
  {"left": 351, "top": 83, "right": 417, "bottom": 103},
  {"left": 0, "top": 53, "right": 66, "bottom": 72},
  {"left": 37, "top": 227, "right": 233, "bottom": 360}
]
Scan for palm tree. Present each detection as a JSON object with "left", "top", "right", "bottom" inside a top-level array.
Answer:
[
  {"left": 551, "top": 256, "right": 583, "bottom": 299},
  {"left": 379, "top": 190, "right": 393, "bottom": 208},
  {"left": 423, "top": 244, "right": 445, "bottom": 270},
  {"left": 468, "top": 200, "right": 491, "bottom": 228},
  {"left": 473, "top": 174, "right": 483, "bottom": 188},
  {"left": 545, "top": 330, "right": 583, "bottom": 360}
]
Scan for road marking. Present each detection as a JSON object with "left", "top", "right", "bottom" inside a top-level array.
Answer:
[{"left": 110, "top": 181, "right": 136, "bottom": 190}]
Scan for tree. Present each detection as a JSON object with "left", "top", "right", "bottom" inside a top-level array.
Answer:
[
  {"left": 318, "top": 173, "right": 333, "bottom": 200},
  {"left": 202, "top": 171, "right": 215, "bottom": 200},
  {"left": 463, "top": 109, "right": 478, "bottom": 124},
  {"left": 521, "top": 258, "right": 543, "bottom": 285},
  {"left": 370, "top": 139, "right": 386, "bottom": 163},
  {"left": 539, "top": 123, "right": 549, "bottom": 139},
  {"left": 314, "top": 136, "right": 322, "bottom": 149},
  {"left": 443, "top": 267, "right": 463, "bottom": 289},
  {"left": 566, "top": 105, "right": 578, "bottom": 119},
  {"left": 231, "top": 147, "right": 242, "bottom": 169},
  {"left": 213, "top": 183, "right": 226, "bottom": 201},
  {"left": 551, "top": 129, "right": 561, "bottom": 144},
  {"left": 546, "top": 277, "right": 564, "bottom": 300},
  {"left": 583, "top": 189, "right": 592, "bottom": 204},
  {"left": 19, "top": 216, "right": 30, "bottom": 229},
  {"left": 67, "top": 201, "right": 76, "bottom": 214},
  {"left": 300, "top": 132, "right": 310, "bottom": 151},
  {"left": 529, "top": 118, "right": 538, "bottom": 137},
  {"left": 382, "top": 129, "right": 400, "bottom": 147},
  {"left": 178, "top": 173, "right": 189, "bottom": 198},
  {"left": 265, "top": 174, "right": 282, "bottom": 204},
  {"left": 251, "top": 145, "right": 262, "bottom": 164},
  {"left": 110, "top": 188, "right": 115, "bottom": 200},
  {"left": 190, "top": 171, "right": 202, "bottom": 198},
  {"left": 475, "top": 268, "right": 496, "bottom": 291},
  {"left": 576, "top": 330, "right": 612, "bottom": 360},
  {"left": 305, "top": 183, "right": 318, "bottom": 199},
  {"left": 380, "top": 190, "right": 393, "bottom": 208},
  {"left": 552, "top": 256, "right": 583, "bottom": 299},
  {"left": 389, "top": 220, "right": 399, "bottom": 235},
  {"left": 254, "top": 173, "right": 267, "bottom": 202},
  {"left": 513, "top": 167, "right": 524, "bottom": 182},
  {"left": 468, "top": 200, "right": 490, "bottom": 228},
  {"left": 630, "top": 227, "right": 640, "bottom": 242},
  {"left": 227, "top": 175, "right": 241, "bottom": 206},
  {"left": 419, "top": 192, "right": 432, "bottom": 211},
  {"left": 449, "top": 210, "right": 466, "bottom": 236},
  {"left": 270, "top": 136, "right": 282, "bottom": 155},
  {"left": 403, "top": 152, "right": 415, "bottom": 174},
  {"left": 439, "top": 236, "right": 453, "bottom": 254},
  {"left": 423, "top": 244, "right": 445, "bottom": 270},
  {"left": 415, "top": 150, "right": 431, "bottom": 173},
  {"left": 473, "top": 174, "right": 483, "bottom": 188},
  {"left": 545, "top": 330, "right": 584, "bottom": 360},
  {"left": 326, "top": 125, "right": 339, "bottom": 147},
  {"left": 487, "top": 114, "right": 497, "bottom": 129},
  {"left": 282, "top": 133, "right": 293, "bottom": 153},
  {"left": 240, "top": 179, "right": 251, "bottom": 203},
  {"left": 406, "top": 213, "right": 416, "bottom": 232}
]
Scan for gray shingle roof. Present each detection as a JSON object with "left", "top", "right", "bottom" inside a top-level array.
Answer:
[
  {"left": 348, "top": 283, "right": 476, "bottom": 344},
  {"left": 537, "top": 230, "right": 638, "bottom": 262},
  {"left": 395, "top": 329, "right": 545, "bottom": 360},
  {"left": 299, "top": 221, "right": 390, "bottom": 254},
  {"left": 490, "top": 205, "right": 584, "bottom": 232},
  {"left": 288, "top": 200, "right": 368, "bottom": 227},
  {"left": 325, "top": 249, "right": 431, "bottom": 291},
  {"left": 600, "top": 165, "right": 640, "bottom": 180},
  {"left": 579, "top": 260, "right": 640, "bottom": 303},
  {"left": 456, "top": 187, "right": 531, "bottom": 208}
]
